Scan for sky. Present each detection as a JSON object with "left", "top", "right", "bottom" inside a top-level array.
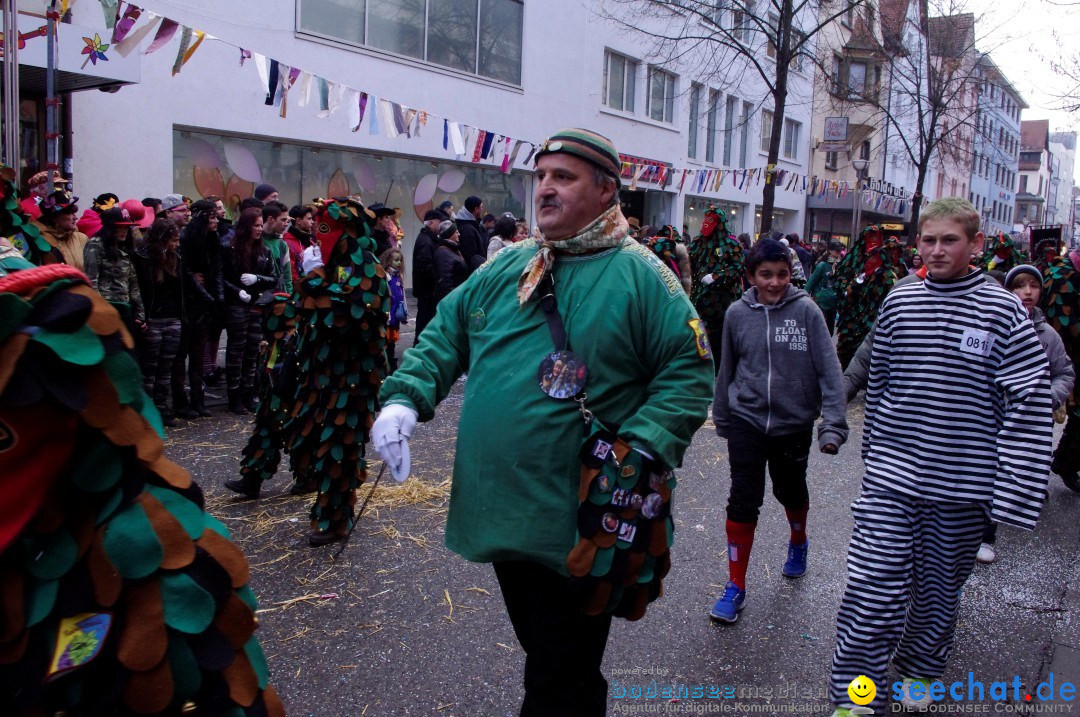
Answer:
[{"left": 961, "top": 0, "right": 1079, "bottom": 182}]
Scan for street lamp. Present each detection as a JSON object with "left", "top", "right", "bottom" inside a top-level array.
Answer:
[{"left": 851, "top": 158, "right": 870, "bottom": 243}]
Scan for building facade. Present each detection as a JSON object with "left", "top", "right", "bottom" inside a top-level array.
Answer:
[
  {"left": 1017, "top": 119, "right": 1052, "bottom": 227},
  {"left": 68, "top": 0, "right": 813, "bottom": 288},
  {"left": 806, "top": 0, "right": 932, "bottom": 245},
  {"left": 1049, "top": 131, "right": 1076, "bottom": 231},
  {"left": 967, "top": 54, "right": 1025, "bottom": 237}
]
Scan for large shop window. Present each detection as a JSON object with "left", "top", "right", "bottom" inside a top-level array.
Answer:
[
  {"left": 299, "top": 0, "right": 524, "bottom": 85},
  {"left": 172, "top": 129, "right": 527, "bottom": 288}
]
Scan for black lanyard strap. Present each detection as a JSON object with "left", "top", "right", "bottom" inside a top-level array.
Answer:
[{"left": 538, "top": 273, "right": 568, "bottom": 351}]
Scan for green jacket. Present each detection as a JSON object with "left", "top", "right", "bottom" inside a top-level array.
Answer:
[
  {"left": 804, "top": 259, "right": 838, "bottom": 312},
  {"left": 380, "top": 237, "right": 714, "bottom": 573},
  {"left": 262, "top": 234, "right": 293, "bottom": 294}
]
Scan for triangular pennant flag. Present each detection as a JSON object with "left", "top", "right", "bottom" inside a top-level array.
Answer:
[
  {"left": 501, "top": 138, "right": 518, "bottom": 173},
  {"left": 392, "top": 103, "right": 408, "bottom": 136},
  {"left": 114, "top": 13, "right": 160, "bottom": 57},
  {"left": 264, "top": 60, "right": 279, "bottom": 106},
  {"left": 176, "top": 30, "right": 205, "bottom": 75},
  {"left": 679, "top": 169, "right": 688, "bottom": 191},
  {"left": 143, "top": 18, "right": 178, "bottom": 55},
  {"left": 295, "top": 72, "right": 313, "bottom": 108},
  {"left": 472, "top": 130, "right": 487, "bottom": 162},
  {"left": 404, "top": 108, "right": 418, "bottom": 137},
  {"left": 100, "top": 0, "right": 119, "bottom": 29},
  {"left": 379, "top": 100, "right": 399, "bottom": 138},
  {"left": 367, "top": 94, "right": 381, "bottom": 134},
  {"left": 522, "top": 143, "right": 537, "bottom": 165},
  {"left": 112, "top": 4, "right": 141, "bottom": 44},
  {"left": 449, "top": 122, "right": 465, "bottom": 155},
  {"left": 480, "top": 131, "right": 496, "bottom": 160},
  {"left": 442, "top": 120, "right": 449, "bottom": 150},
  {"left": 170, "top": 27, "right": 192, "bottom": 76},
  {"left": 346, "top": 89, "right": 361, "bottom": 130}
]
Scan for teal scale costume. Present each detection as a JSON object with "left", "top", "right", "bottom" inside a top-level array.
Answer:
[
  {"left": 284, "top": 198, "right": 389, "bottom": 543},
  {"left": 835, "top": 225, "right": 901, "bottom": 369},
  {"left": 688, "top": 207, "right": 744, "bottom": 372},
  {"left": 0, "top": 223, "right": 282, "bottom": 714}
]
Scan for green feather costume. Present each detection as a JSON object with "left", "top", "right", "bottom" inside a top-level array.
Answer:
[
  {"left": 835, "top": 225, "right": 900, "bottom": 369},
  {"left": 981, "top": 233, "right": 1026, "bottom": 273},
  {"left": 285, "top": 199, "right": 389, "bottom": 540},
  {"left": 1037, "top": 243, "right": 1080, "bottom": 490},
  {"left": 689, "top": 207, "right": 744, "bottom": 369},
  {"left": 0, "top": 240, "right": 282, "bottom": 716},
  {"left": 236, "top": 294, "right": 301, "bottom": 492}
]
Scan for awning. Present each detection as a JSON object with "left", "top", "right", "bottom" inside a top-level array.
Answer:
[{"left": 2, "top": 14, "right": 140, "bottom": 94}]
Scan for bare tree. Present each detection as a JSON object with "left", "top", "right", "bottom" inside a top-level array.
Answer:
[
  {"left": 597, "top": 0, "right": 862, "bottom": 234},
  {"left": 821, "top": 0, "right": 1022, "bottom": 240}
]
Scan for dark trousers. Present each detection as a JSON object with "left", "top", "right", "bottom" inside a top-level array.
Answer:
[
  {"left": 413, "top": 295, "right": 437, "bottom": 346},
  {"left": 493, "top": 561, "right": 613, "bottom": 717},
  {"left": 177, "top": 316, "right": 211, "bottom": 407},
  {"left": 726, "top": 416, "right": 813, "bottom": 523},
  {"left": 140, "top": 318, "right": 182, "bottom": 413},
  {"left": 823, "top": 307, "right": 836, "bottom": 336},
  {"left": 224, "top": 304, "right": 262, "bottom": 393}
]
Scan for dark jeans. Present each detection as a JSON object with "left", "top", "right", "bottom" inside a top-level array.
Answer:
[
  {"left": 177, "top": 315, "right": 211, "bottom": 407},
  {"left": 413, "top": 295, "right": 437, "bottom": 346},
  {"left": 823, "top": 307, "right": 836, "bottom": 335},
  {"left": 726, "top": 416, "right": 813, "bottom": 523},
  {"left": 224, "top": 304, "right": 262, "bottom": 393},
  {"left": 493, "top": 561, "right": 613, "bottom": 717}
]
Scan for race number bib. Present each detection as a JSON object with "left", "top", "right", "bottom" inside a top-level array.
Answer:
[{"left": 959, "top": 329, "right": 995, "bottom": 357}]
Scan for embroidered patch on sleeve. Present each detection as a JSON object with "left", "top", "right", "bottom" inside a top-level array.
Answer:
[{"left": 689, "top": 318, "right": 712, "bottom": 360}]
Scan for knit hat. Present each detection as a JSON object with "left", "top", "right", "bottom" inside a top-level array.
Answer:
[
  {"left": 535, "top": 128, "right": 622, "bottom": 186},
  {"left": 160, "top": 193, "right": 186, "bottom": 212},
  {"left": 1004, "top": 264, "right": 1042, "bottom": 290},
  {"left": 464, "top": 196, "right": 483, "bottom": 212},
  {"left": 438, "top": 220, "right": 458, "bottom": 242},
  {"left": 254, "top": 183, "right": 278, "bottom": 201}
]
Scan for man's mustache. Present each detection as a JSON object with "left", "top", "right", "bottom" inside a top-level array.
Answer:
[{"left": 539, "top": 199, "right": 562, "bottom": 210}]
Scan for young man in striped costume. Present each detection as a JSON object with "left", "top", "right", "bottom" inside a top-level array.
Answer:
[{"left": 828, "top": 198, "right": 1053, "bottom": 715}]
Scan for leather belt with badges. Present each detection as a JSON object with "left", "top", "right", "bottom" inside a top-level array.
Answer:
[{"left": 536, "top": 273, "right": 676, "bottom": 621}]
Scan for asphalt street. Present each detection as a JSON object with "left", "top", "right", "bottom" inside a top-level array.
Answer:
[{"left": 169, "top": 325, "right": 1080, "bottom": 717}]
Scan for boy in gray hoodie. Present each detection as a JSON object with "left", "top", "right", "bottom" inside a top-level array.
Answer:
[{"left": 709, "top": 238, "right": 848, "bottom": 623}]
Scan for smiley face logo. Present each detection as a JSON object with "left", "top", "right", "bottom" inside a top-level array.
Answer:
[{"left": 848, "top": 675, "right": 876, "bottom": 706}]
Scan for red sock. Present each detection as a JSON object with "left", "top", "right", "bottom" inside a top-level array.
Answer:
[
  {"left": 785, "top": 504, "right": 809, "bottom": 545},
  {"left": 726, "top": 519, "right": 757, "bottom": 590}
]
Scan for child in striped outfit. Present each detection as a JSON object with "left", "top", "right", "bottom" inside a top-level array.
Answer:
[{"left": 828, "top": 199, "right": 1054, "bottom": 715}]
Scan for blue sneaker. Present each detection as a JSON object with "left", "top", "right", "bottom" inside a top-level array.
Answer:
[
  {"left": 783, "top": 540, "right": 808, "bottom": 578},
  {"left": 708, "top": 582, "right": 746, "bottom": 622}
]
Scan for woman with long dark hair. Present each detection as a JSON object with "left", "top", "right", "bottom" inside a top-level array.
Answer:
[
  {"left": 221, "top": 207, "right": 276, "bottom": 414},
  {"left": 135, "top": 217, "right": 185, "bottom": 426},
  {"left": 176, "top": 200, "right": 223, "bottom": 417}
]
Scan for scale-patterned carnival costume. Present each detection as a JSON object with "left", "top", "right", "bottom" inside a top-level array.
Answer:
[
  {"left": 236, "top": 294, "right": 300, "bottom": 491},
  {"left": 835, "top": 225, "right": 900, "bottom": 369},
  {"left": 981, "top": 232, "right": 1026, "bottom": 274},
  {"left": 285, "top": 199, "right": 389, "bottom": 539},
  {"left": 0, "top": 167, "right": 52, "bottom": 266},
  {"left": 689, "top": 207, "right": 744, "bottom": 368},
  {"left": 1036, "top": 241, "right": 1080, "bottom": 490},
  {"left": 0, "top": 241, "right": 282, "bottom": 716}
]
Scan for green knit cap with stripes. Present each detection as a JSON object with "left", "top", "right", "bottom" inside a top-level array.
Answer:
[{"left": 535, "top": 128, "right": 622, "bottom": 187}]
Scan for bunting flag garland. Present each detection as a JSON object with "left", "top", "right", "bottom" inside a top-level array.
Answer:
[
  {"left": 112, "top": 4, "right": 140, "bottom": 44},
  {"left": 143, "top": 17, "right": 177, "bottom": 54},
  {"left": 114, "top": 13, "right": 159, "bottom": 57}
]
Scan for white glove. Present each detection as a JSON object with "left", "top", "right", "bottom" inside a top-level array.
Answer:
[
  {"left": 238, "top": 289, "right": 251, "bottom": 303},
  {"left": 372, "top": 403, "right": 418, "bottom": 482},
  {"left": 301, "top": 245, "right": 324, "bottom": 274},
  {"left": 240, "top": 273, "right": 258, "bottom": 286},
  {"left": 702, "top": 273, "right": 716, "bottom": 285}
]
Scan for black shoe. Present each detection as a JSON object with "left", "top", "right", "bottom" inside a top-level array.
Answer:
[
  {"left": 308, "top": 529, "right": 346, "bottom": 547},
  {"left": 224, "top": 478, "right": 260, "bottom": 500},
  {"left": 242, "top": 396, "right": 258, "bottom": 413},
  {"left": 176, "top": 407, "right": 200, "bottom": 420},
  {"left": 290, "top": 482, "right": 316, "bottom": 496},
  {"left": 161, "top": 414, "right": 178, "bottom": 428},
  {"left": 204, "top": 368, "right": 221, "bottom": 387},
  {"left": 192, "top": 402, "right": 213, "bottom": 418},
  {"left": 1063, "top": 471, "right": 1080, "bottom": 494},
  {"left": 228, "top": 394, "right": 249, "bottom": 415}
]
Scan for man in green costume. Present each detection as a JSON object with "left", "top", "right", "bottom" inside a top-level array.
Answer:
[{"left": 372, "top": 129, "right": 714, "bottom": 716}]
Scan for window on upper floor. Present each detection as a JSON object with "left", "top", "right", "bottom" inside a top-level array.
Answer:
[
  {"left": 825, "top": 150, "right": 838, "bottom": 170},
  {"left": 603, "top": 51, "right": 637, "bottom": 113},
  {"left": 1019, "top": 175, "right": 1028, "bottom": 193},
  {"left": 767, "top": 13, "right": 779, "bottom": 59},
  {"left": 761, "top": 110, "right": 774, "bottom": 153},
  {"left": 741, "top": 101, "right": 753, "bottom": 166},
  {"left": 706, "top": 89, "right": 721, "bottom": 163},
  {"left": 723, "top": 95, "right": 738, "bottom": 165},
  {"left": 732, "top": 1, "right": 753, "bottom": 43},
  {"left": 783, "top": 118, "right": 801, "bottom": 159},
  {"left": 860, "top": 139, "right": 871, "bottom": 161},
  {"left": 848, "top": 61, "right": 868, "bottom": 99},
  {"left": 689, "top": 83, "right": 702, "bottom": 159},
  {"left": 298, "top": 0, "right": 524, "bottom": 84},
  {"left": 647, "top": 66, "right": 676, "bottom": 123}
]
